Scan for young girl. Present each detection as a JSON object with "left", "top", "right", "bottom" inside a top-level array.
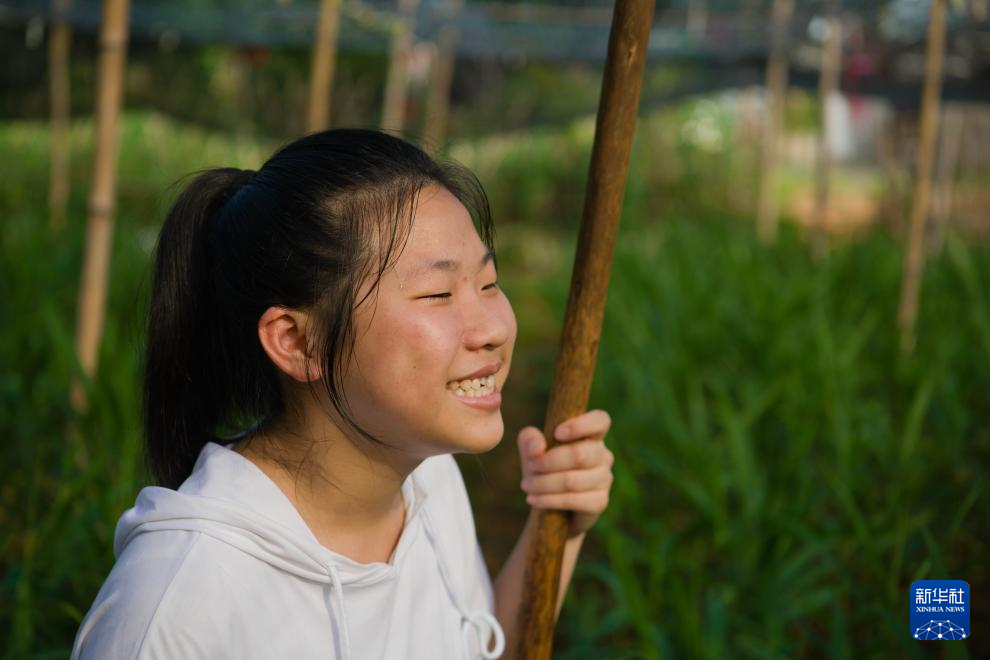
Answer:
[{"left": 71, "top": 129, "right": 614, "bottom": 659}]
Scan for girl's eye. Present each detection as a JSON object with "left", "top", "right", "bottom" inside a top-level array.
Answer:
[{"left": 420, "top": 282, "right": 497, "bottom": 301}]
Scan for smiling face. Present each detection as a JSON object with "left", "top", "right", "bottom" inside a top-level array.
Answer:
[{"left": 338, "top": 185, "right": 517, "bottom": 461}]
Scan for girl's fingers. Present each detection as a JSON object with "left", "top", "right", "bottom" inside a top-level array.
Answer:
[
  {"left": 517, "top": 411, "right": 614, "bottom": 533},
  {"left": 553, "top": 409, "right": 611, "bottom": 442},
  {"left": 521, "top": 465, "right": 613, "bottom": 495},
  {"left": 528, "top": 439, "right": 614, "bottom": 474},
  {"left": 516, "top": 425, "right": 546, "bottom": 459},
  {"left": 526, "top": 489, "right": 610, "bottom": 514}
]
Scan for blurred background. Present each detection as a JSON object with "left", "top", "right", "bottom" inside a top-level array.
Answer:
[{"left": 1, "top": 0, "right": 989, "bottom": 657}]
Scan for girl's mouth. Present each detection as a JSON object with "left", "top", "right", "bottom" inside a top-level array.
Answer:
[
  {"left": 446, "top": 374, "right": 497, "bottom": 398},
  {"left": 446, "top": 375, "right": 501, "bottom": 410}
]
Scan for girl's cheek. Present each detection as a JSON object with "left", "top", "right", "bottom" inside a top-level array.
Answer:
[
  {"left": 404, "top": 312, "right": 461, "bottom": 358},
  {"left": 503, "top": 298, "right": 518, "bottom": 344}
]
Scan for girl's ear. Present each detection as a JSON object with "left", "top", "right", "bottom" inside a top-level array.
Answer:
[{"left": 257, "top": 306, "right": 321, "bottom": 382}]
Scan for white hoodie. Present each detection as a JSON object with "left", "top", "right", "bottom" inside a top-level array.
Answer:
[{"left": 71, "top": 442, "right": 506, "bottom": 659}]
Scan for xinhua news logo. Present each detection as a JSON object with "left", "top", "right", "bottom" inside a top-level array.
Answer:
[{"left": 910, "top": 580, "right": 969, "bottom": 641}]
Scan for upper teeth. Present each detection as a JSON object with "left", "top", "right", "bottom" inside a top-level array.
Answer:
[{"left": 447, "top": 374, "right": 496, "bottom": 397}]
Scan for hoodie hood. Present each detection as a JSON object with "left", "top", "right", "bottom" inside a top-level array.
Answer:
[{"left": 114, "top": 442, "right": 504, "bottom": 660}]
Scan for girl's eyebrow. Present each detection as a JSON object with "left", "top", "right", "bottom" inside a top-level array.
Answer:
[{"left": 408, "top": 250, "right": 495, "bottom": 278}]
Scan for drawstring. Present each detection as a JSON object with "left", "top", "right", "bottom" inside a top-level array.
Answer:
[
  {"left": 423, "top": 512, "right": 506, "bottom": 659},
  {"left": 327, "top": 564, "right": 352, "bottom": 660},
  {"left": 321, "top": 511, "right": 505, "bottom": 659},
  {"left": 462, "top": 610, "right": 505, "bottom": 659}
]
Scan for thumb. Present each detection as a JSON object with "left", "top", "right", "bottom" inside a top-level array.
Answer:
[{"left": 517, "top": 426, "right": 546, "bottom": 462}]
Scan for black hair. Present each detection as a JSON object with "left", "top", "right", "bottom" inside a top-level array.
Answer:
[{"left": 144, "top": 129, "right": 495, "bottom": 488}]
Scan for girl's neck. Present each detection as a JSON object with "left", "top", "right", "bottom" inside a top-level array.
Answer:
[{"left": 232, "top": 414, "right": 420, "bottom": 562}]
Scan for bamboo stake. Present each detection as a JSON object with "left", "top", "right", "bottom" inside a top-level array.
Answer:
[
  {"left": 756, "top": 0, "right": 793, "bottom": 243},
  {"left": 48, "top": 0, "right": 72, "bottom": 233},
  {"left": 812, "top": 8, "right": 842, "bottom": 261},
  {"left": 898, "top": 0, "right": 947, "bottom": 353},
  {"left": 422, "top": 0, "right": 462, "bottom": 152},
  {"left": 306, "top": 0, "right": 342, "bottom": 133},
  {"left": 381, "top": 0, "right": 420, "bottom": 133},
  {"left": 513, "top": 1, "right": 653, "bottom": 657},
  {"left": 70, "top": 0, "right": 130, "bottom": 412}
]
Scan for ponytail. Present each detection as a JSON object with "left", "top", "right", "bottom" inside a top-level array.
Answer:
[{"left": 144, "top": 168, "right": 254, "bottom": 488}]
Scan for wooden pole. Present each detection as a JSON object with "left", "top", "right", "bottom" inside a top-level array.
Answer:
[
  {"left": 898, "top": 0, "right": 947, "bottom": 353},
  {"left": 48, "top": 0, "right": 72, "bottom": 233},
  {"left": 421, "top": 0, "right": 462, "bottom": 153},
  {"left": 812, "top": 7, "right": 841, "bottom": 261},
  {"left": 70, "top": 0, "right": 130, "bottom": 412},
  {"left": 306, "top": 0, "right": 342, "bottom": 133},
  {"left": 513, "top": 1, "right": 653, "bottom": 657},
  {"left": 381, "top": 0, "right": 420, "bottom": 133},
  {"left": 756, "top": 0, "right": 793, "bottom": 243}
]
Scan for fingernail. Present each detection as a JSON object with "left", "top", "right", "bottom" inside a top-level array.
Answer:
[
  {"left": 526, "top": 495, "right": 536, "bottom": 504},
  {"left": 557, "top": 425, "right": 570, "bottom": 439},
  {"left": 528, "top": 439, "right": 540, "bottom": 456}
]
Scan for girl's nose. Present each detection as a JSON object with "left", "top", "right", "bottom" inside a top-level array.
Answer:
[{"left": 463, "top": 295, "right": 512, "bottom": 351}]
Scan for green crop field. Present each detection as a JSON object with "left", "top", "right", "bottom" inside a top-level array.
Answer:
[{"left": 2, "top": 109, "right": 988, "bottom": 659}]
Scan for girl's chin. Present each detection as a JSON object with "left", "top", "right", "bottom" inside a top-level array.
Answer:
[{"left": 448, "top": 419, "right": 504, "bottom": 454}]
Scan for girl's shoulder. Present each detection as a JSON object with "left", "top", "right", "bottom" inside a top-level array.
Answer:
[
  {"left": 73, "top": 525, "right": 331, "bottom": 659},
  {"left": 71, "top": 529, "right": 218, "bottom": 659}
]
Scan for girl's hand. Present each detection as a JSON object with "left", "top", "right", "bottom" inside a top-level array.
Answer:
[{"left": 516, "top": 409, "right": 614, "bottom": 538}]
